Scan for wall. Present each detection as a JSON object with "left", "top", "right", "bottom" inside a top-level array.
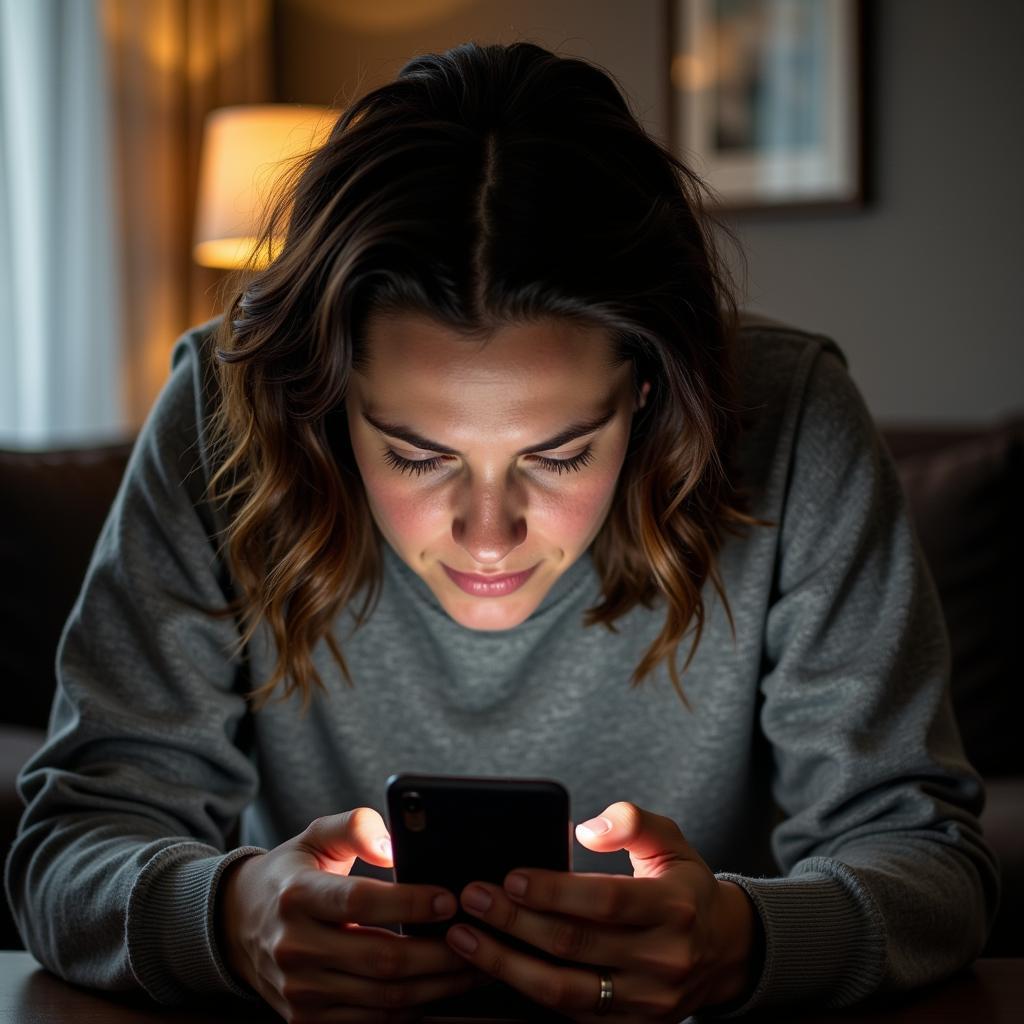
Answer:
[{"left": 275, "top": 0, "right": 1023, "bottom": 423}]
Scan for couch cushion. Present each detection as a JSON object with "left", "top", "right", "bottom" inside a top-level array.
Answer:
[
  {"left": 882, "top": 416, "right": 1023, "bottom": 778},
  {"left": 0, "top": 443, "right": 133, "bottom": 730}
]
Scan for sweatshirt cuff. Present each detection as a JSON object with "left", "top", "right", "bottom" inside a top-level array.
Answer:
[
  {"left": 695, "top": 861, "right": 887, "bottom": 1018},
  {"left": 126, "top": 841, "right": 269, "bottom": 1005}
]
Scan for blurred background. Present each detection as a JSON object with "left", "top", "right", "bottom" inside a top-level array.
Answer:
[{"left": 0, "top": 0, "right": 1021, "bottom": 443}]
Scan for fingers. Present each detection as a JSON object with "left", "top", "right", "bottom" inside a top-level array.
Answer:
[
  {"left": 455, "top": 880, "right": 687, "bottom": 975},
  {"left": 284, "top": 963, "right": 491, "bottom": 1016},
  {"left": 575, "top": 802, "right": 706, "bottom": 879},
  {"left": 445, "top": 918, "right": 640, "bottom": 1019},
  {"left": 289, "top": 870, "right": 458, "bottom": 928},
  {"left": 502, "top": 871, "right": 682, "bottom": 929},
  {"left": 260, "top": 925, "right": 492, "bottom": 1022},
  {"left": 261, "top": 976, "right": 469, "bottom": 1024},
  {"left": 294, "top": 921, "right": 478, "bottom": 978},
  {"left": 299, "top": 808, "right": 393, "bottom": 874}
]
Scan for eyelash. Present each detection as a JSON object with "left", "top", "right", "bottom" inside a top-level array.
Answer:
[{"left": 381, "top": 444, "right": 597, "bottom": 478}]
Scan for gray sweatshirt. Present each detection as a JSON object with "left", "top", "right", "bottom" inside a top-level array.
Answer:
[{"left": 4, "top": 314, "right": 1000, "bottom": 1020}]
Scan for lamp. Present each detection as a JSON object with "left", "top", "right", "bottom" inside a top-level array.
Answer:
[{"left": 193, "top": 104, "right": 338, "bottom": 270}]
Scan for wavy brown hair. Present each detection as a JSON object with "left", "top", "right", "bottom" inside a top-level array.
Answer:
[{"left": 206, "top": 40, "right": 776, "bottom": 715}]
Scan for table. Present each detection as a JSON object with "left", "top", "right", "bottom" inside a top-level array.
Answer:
[{"left": 1, "top": 951, "right": 1020, "bottom": 1022}]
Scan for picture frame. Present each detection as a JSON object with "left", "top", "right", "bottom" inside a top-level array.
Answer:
[{"left": 666, "top": 0, "right": 866, "bottom": 214}]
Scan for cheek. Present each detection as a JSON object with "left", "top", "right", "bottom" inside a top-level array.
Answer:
[
  {"left": 533, "top": 465, "right": 621, "bottom": 537},
  {"left": 348, "top": 433, "right": 434, "bottom": 538},
  {"left": 361, "top": 473, "right": 445, "bottom": 538}
]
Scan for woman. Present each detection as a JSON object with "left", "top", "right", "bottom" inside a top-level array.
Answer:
[{"left": 7, "top": 40, "right": 998, "bottom": 1023}]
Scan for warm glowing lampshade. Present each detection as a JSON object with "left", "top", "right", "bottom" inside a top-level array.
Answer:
[{"left": 193, "top": 104, "right": 338, "bottom": 269}]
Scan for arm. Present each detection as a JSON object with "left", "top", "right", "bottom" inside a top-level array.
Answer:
[
  {"left": 3, "top": 322, "right": 267, "bottom": 1005},
  {"left": 697, "top": 341, "right": 1001, "bottom": 1018}
]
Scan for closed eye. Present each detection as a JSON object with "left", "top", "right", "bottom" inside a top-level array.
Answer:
[{"left": 380, "top": 445, "right": 597, "bottom": 477}]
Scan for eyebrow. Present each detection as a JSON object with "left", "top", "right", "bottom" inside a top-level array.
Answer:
[{"left": 361, "top": 404, "right": 618, "bottom": 457}]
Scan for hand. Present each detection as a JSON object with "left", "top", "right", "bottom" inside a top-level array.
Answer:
[
  {"left": 443, "top": 801, "right": 760, "bottom": 1021},
  {"left": 216, "top": 808, "right": 491, "bottom": 1022}
]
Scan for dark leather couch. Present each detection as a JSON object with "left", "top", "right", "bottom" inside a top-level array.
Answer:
[{"left": 2, "top": 418, "right": 1022, "bottom": 954}]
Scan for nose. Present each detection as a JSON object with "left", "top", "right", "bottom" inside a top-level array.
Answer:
[{"left": 451, "top": 475, "right": 527, "bottom": 568}]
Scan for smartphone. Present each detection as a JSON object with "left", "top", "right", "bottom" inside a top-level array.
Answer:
[
  {"left": 386, "top": 773, "right": 576, "bottom": 1020},
  {"left": 386, "top": 773, "right": 573, "bottom": 939}
]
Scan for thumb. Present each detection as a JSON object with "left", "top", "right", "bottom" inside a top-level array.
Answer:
[
  {"left": 575, "top": 801, "right": 703, "bottom": 878},
  {"left": 298, "top": 807, "right": 393, "bottom": 875}
]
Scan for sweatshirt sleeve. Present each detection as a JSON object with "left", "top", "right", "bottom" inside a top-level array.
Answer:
[
  {"left": 3, "top": 321, "right": 269, "bottom": 1006},
  {"left": 698, "top": 339, "right": 1002, "bottom": 1018}
]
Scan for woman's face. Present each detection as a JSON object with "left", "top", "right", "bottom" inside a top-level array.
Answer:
[{"left": 344, "top": 311, "right": 649, "bottom": 631}]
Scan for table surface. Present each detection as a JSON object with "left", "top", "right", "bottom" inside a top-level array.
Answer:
[{"left": 1, "top": 951, "right": 1021, "bottom": 1023}]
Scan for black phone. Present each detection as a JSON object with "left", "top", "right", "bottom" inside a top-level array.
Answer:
[
  {"left": 385, "top": 773, "right": 576, "bottom": 1020},
  {"left": 386, "top": 772, "right": 573, "bottom": 939}
]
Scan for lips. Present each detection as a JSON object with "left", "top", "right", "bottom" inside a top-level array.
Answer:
[
  {"left": 442, "top": 562, "right": 539, "bottom": 597},
  {"left": 453, "top": 568, "right": 528, "bottom": 581}
]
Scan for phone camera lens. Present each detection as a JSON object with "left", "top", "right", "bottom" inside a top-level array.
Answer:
[{"left": 402, "top": 792, "right": 422, "bottom": 813}]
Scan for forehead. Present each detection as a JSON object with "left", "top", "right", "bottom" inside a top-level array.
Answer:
[{"left": 357, "top": 312, "right": 624, "bottom": 397}]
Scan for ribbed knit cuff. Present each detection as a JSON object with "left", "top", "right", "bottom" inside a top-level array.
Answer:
[
  {"left": 126, "top": 841, "right": 269, "bottom": 1005},
  {"left": 694, "top": 860, "right": 887, "bottom": 1019}
]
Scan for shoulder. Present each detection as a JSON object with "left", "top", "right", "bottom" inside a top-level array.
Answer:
[
  {"left": 154, "top": 314, "right": 226, "bottom": 465},
  {"left": 729, "top": 311, "right": 871, "bottom": 509},
  {"left": 734, "top": 309, "right": 850, "bottom": 402},
  {"left": 168, "top": 313, "right": 226, "bottom": 428},
  {"left": 736, "top": 311, "right": 876, "bottom": 456},
  {"left": 122, "top": 315, "right": 227, "bottom": 519}
]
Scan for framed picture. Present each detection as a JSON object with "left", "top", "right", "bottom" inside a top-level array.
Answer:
[{"left": 667, "top": 0, "right": 866, "bottom": 214}]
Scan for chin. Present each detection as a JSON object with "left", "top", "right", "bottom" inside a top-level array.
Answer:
[{"left": 438, "top": 592, "right": 538, "bottom": 631}]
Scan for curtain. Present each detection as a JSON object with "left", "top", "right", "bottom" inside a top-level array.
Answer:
[
  {"left": 99, "top": 0, "right": 272, "bottom": 432},
  {"left": 0, "top": 0, "right": 122, "bottom": 447}
]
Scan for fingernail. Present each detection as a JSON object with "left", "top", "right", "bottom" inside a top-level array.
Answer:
[
  {"left": 505, "top": 873, "right": 528, "bottom": 898},
  {"left": 377, "top": 837, "right": 393, "bottom": 859},
  {"left": 449, "top": 926, "right": 478, "bottom": 954},
  {"left": 463, "top": 885, "right": 492, "bottom": 913},
  {"left": 577, "top": 816, "right": 612, "bottom": 838},
  {"left": 433, "top": 892, "right": 456, "bottom": 917}
]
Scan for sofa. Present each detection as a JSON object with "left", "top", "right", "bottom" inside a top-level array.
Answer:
[{"left": 2, "top": 417, "right": 1022, "bottom": 954}]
